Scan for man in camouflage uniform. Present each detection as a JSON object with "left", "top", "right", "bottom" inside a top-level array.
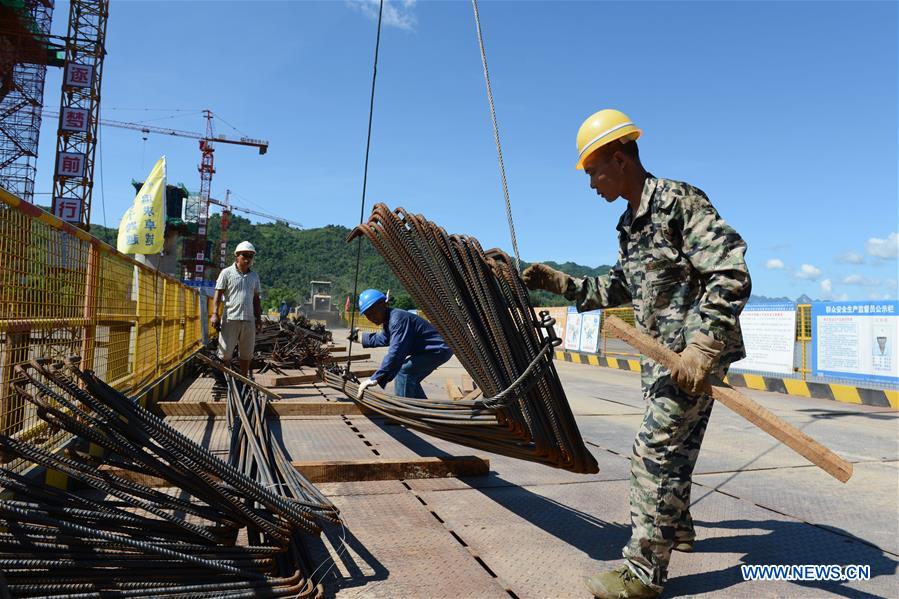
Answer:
[{"left": 523, "top": 109, "right": 751, "bottom": 599}]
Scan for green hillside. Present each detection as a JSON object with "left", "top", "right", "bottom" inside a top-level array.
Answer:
[{"left": 89, "top": 217, "right": 611, "bottom": 310}]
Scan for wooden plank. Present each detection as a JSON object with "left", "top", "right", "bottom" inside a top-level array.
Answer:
[
  {"left": 256, "top": 365, "right": 379, "bottom": 388},
  {"left": 460, "top": 373, "right": 475, "bottom": 393},
  {"left": 99, "top": 466, "right": 172, "bottom": 488},
  {"left": 156, "top": 401, "right": 366, "bottom": 417},
  {"left": 255, "top": 369, "right": 317, "bottom": 387},
  {"left": 461, "top": 388, "right": 483, "bottom": 401},
  {"left": 105, "top": 455, "right": 489, "bottom": 486},
  {"left": 445, "top": 378, "right": 463, "bottom": 400},
  {"left": 349, "top": 367, "right": 377, "bottom": 378},
  {"left": 322, "top": 353, "right": 370, "bottom": 364},
  {"left": 100, "top": 465, "right": 223, "bottom": 488},
  {"left": 603, "top": 315, "right": 853, "bottom": 483},
  {"left": 157, "top": 401, "right": 225, "bottom": 416},
  {"left": 292, "top": 456, "right": 489, "bottom": 483}
]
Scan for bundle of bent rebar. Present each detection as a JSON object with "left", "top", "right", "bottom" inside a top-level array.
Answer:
[
  {"left": 0, "top": 358, "right": 339, "bottom": 598},
  {"left": 329, "top": 204, "right": 598, "bottom": 474}
]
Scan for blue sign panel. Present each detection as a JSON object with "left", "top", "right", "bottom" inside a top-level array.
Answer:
[{"left": 811, "top": 301, "right": 898, "bottom": 384}]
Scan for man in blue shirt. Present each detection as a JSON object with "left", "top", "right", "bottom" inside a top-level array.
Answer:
[{"left": 350, "top": 289, "right": 452, "bottom": 399}]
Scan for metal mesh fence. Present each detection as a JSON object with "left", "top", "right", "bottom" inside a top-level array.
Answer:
[{"left": 0, "top": 188, "right": 207, "bottom": 471}]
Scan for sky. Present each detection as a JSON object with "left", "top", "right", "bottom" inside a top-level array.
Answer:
[{"left": 33, "top": 0, "right": 898, "bottom": 301}]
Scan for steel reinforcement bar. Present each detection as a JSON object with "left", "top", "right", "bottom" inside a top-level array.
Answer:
[
  {"left": 333, "top": 204, "right": 598, "bottom": 474},
  {"left": 0, "top": 358, "right": 337, "bottom": 597}
]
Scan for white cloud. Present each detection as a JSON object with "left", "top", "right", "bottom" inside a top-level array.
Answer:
[
  {"left": 765, "top": 258, "right": 785, "bottom": 270},
  {"left": 820, "top": 278, "right": 832, "bottom": 298},
  {"left": 842, "top": 274, "right": 881, "bottom": 287},
  {"left": 347, "top": 0, "right": 418, "bottom": 30},
  {"left": 836, "top": 251, "right": 865, "bottom": 265},
  {"left": 869, "top": 292, "right": 893, "bottom": 300},
  {"left": 794, "top": 263, "right": 822, "bottom": 280},
  {"left": 866, "top": 232, "right": 898, "bottom": 260},
  {"left": 835, "top": 293, "right": 850, "bottom": 301}
]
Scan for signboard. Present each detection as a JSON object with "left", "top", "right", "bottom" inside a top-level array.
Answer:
[
  {"left": 812, "top": 301, "right": 898, "bottom": 384},
  {"left": 564, "top": 307, "right": 581, "bottom": 351},
  {"left": 56, "top": 152, "right": 85, "bottom": 178},
  {"left": 60, "top": 107, "right": 89, "bottom": 132},
  {"left": 64, "top": 63, "right": 94, "bottom": 88},
  {"left": 52, "top": 197, "right": 81, "bottom": 223},
  {"left": 730, "top": 303, "right": 797, "bottom": 374},
  {"left": 579, "top": 310, "right": 601, "bottom": 354}
]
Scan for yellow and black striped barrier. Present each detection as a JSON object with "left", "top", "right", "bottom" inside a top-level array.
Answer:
[{"left": 555, "top": 350, "right": 898, "bottom": 410}]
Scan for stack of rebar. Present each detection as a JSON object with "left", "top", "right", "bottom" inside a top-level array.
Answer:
[
  {"left": 224, "top": 366, "right": 340, "bottom": 539},
  {"left": 0, "top": 358, "right": 339, "bottom": 597},
  {"left": 252, "top": 319, "right": 332, "bottom": 374},
  {"left": 331, "top": 204, "right": 598, "bottom": 474}
]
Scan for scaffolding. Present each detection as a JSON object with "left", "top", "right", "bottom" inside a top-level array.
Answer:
[{"left": 0, "top": 0, "right": 60, "bottom": 203}]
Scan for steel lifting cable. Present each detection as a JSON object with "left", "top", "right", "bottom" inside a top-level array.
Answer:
[
  {"left": 471, "top": 0, "right": 521, "bottom": 272},
  {"left": 346, "top": 0, "right": 385, "bottom": 370}
]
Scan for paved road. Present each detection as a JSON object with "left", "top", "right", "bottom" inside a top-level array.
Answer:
[{"left": 341, "top": 336, "right": 898, "bottom": 598}]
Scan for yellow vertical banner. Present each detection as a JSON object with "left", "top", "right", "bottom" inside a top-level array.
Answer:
[{"left": 117, "top": 156, "right": 166, "bottom": 254}]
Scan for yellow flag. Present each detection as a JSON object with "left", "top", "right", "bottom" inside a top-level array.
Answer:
[{"left": 117, "top": 156, "right": 166, "bottom": 254}]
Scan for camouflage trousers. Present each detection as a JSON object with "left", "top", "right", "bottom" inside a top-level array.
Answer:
[{"left": 622, "top": 376, "right": 715, "bottom": 590}]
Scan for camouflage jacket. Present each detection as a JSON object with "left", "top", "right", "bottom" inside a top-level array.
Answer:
[{"left": 565, "top": 176, "right": 752, "bottom": 386}]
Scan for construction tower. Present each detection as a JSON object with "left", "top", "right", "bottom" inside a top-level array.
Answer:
[
  {"left": 0, "top": 0, "right": 64, "bottom": 203},
  {"left": 49, "top": 0, "right": 109, "bottom": 228}
]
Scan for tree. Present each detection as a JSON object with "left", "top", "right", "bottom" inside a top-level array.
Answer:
[{"left": 88, "top": 219, "right": 613, "bottom": 310}]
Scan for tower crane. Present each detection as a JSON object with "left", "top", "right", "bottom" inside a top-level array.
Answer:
[
  {"left": 43, "top": 109, "right": 269, "bottom": 154},
  {"left": 44, "top": 108, "right": 268, "bottom": 280},
  {"left": 208, "top": 190, "right": 302, "bottom": 268}
]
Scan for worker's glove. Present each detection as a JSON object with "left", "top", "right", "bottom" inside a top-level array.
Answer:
[
  {"left": 670, "top": 333, "right": 725, "bottom": 395},
  {"left": 521, "top": 263, "right": 573, "bottom": 297},
  {"left": 356, "top": 378, "right": 378, "bottom": 399},
  {"left": 211, "top": 314, "right": 221, "bottom": 331},
  {"left": 347, "top": 328, "right": 360, "bottom": 343}
]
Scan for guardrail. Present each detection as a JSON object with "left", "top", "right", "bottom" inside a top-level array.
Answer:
[{"left": 0, "top": 187, "right": 209, "bottom": 471}]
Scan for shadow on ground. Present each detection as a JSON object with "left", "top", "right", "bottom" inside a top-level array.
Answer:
[
  {"left": 372, "top": 417, "right": 631, "bottom": 561},
  {"left": 666, "top": 518, "right": 898, "bottom": 598},
  {"left": 303, "top": 523, "right": 389, "bottom": 597}
]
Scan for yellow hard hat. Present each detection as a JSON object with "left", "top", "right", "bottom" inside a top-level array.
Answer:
[{"left": 575, "top": 109, "right": 642, "bottom": 170}]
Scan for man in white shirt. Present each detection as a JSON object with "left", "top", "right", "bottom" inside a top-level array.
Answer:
[{"left": 211, "top": 241, "right": 262, "bottom": 375}]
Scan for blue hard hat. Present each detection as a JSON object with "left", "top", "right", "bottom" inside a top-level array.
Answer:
[{"left": 358, "top": 289, "right": 386, "bottom": 314}]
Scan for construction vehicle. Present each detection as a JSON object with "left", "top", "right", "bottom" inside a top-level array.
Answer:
[{"left": 301, "top": 280, "right": 339, "bottom": 326}]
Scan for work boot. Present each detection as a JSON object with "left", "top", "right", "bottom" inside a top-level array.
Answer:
[
  {"left": 673, "top": 524, "right": 695, "bottom": 552},
  {"left": 584, "top": 564, "right": 659, "bottom": 599}
]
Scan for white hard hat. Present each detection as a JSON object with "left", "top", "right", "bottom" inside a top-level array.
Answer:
[{"left": 235, "top": 241, "right": 256, "bottom": 255}]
